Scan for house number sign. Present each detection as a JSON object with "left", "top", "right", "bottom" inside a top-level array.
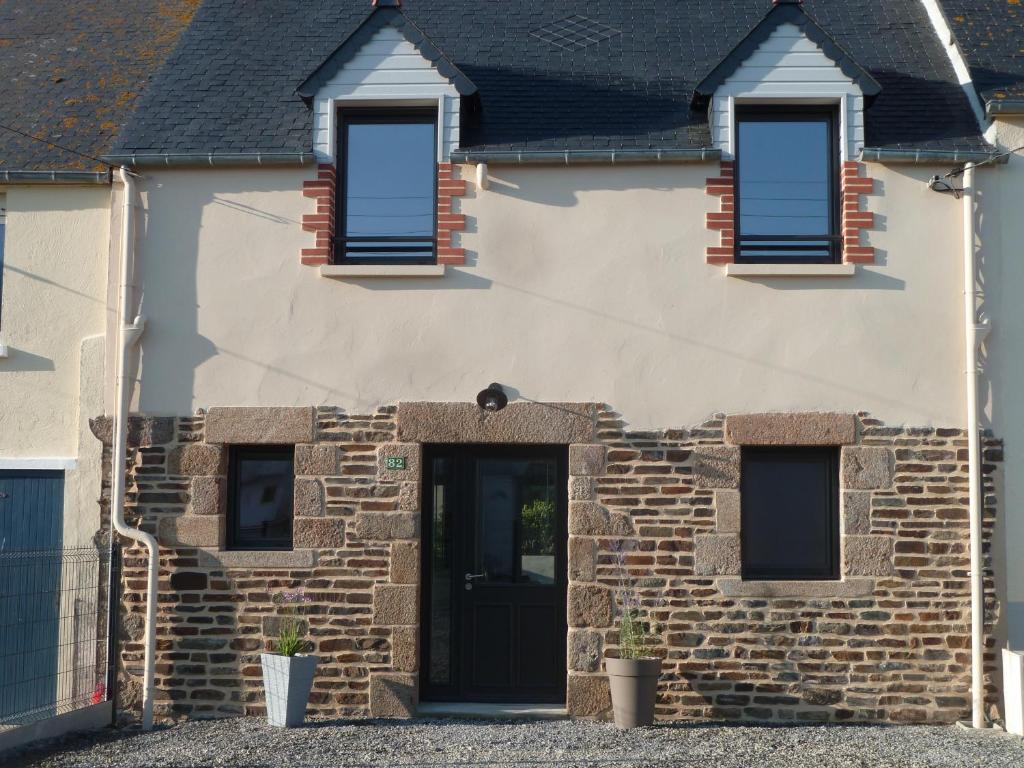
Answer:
[{"left": 384, "top": 457, "right": 407, "bottom": 470}]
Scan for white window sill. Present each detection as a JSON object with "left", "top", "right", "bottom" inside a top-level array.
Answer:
[
  {"left": 320, "top": 264, "right": 446, "bottom": 279},
  {"left": 718, "top": 577, "right": 875, "bottom": 598},
  {"left": 725, "top": 263, "right": 856, "bottom": 278}
]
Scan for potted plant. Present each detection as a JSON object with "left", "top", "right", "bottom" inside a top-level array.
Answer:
[
  {"left": 606, "top": 543, "right": 662, "bottom": 729},
  {"left": 261, "top": 588, "right": 317, "bottom": 727}
]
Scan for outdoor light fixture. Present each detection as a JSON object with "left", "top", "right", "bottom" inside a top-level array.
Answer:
[{"left": 476, "top": 382, "right": 508, "bottom": 412}]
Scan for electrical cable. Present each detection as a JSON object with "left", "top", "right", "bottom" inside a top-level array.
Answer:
[{"left": 944, "top": 144, "right": 1024, "bottom": 178}]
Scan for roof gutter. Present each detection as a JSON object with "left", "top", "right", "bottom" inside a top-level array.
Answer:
[
  {"left": 859, "top": 147, "right": 1005, "bottom": 164},
  {"left": 101, "top": 152, "right": 316, "bottom": 168},
  {"left": 0, "top": 170, "right": 111, "bottom": 184},
  {"left": 987, "top": 99, "right": 1024, "bottom": 117},
  {"left": 449, "top": 148, "right": 721, "bottom": 165}
]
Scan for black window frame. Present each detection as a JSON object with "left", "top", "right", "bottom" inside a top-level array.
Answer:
[
  {"left": 734, "top": 105, "right": 841, "bottom": 265},
  {"left": 740, "top": 446, "right": 840, "bottom": 581},
  {"left": 335, "top": 108, "right": 438, "bottom": 266},
  {"left": 226, "top": 445, "right": 295, "bottom": 551}
]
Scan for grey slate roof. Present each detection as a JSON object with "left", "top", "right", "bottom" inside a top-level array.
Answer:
[
  {"left": 939, "top": 0, "right": 1024, "bottom": 108},
  {"left": 113, "top": 0, "right": 998, "bottom": 158},
  {"left": 0, "top": 0, "right": 199, "bottom": 172}
]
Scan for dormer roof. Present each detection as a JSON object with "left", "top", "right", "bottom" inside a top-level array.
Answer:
[
  {"left": 296, "top": 1, "right": 477, "bottom": 101},
  {"left": 693, "top": 0, "right": 881, "bottom": 105}
]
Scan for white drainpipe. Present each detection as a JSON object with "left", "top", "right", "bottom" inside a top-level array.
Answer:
[
  {"left": 112, "top": 167, "right": 155, "bottom": 730},
  {"left": 962, "top": 164, "right": 987, "bottom": 729}
]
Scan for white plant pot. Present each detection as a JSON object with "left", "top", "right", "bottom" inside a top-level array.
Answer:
[{"left": 261, "top": 653, "right": 318, "bottom": 727}]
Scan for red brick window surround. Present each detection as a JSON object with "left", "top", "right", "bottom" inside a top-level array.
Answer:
[{"left": 706, "top": 159, "right": 877, "bottom": 266}]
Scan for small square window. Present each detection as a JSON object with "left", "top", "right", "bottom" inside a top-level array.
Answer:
[
  {"left": 735, "top": 106, "right": 840, "bottom": 263},
  {"left": 740, "top": 447, "right": 839, "bottom": 580},
  {"left": 227, "top": 446, "right": 295, "bottom": 550},
  {"left": 337, "top": 110, "right": 437, "bottom": 265}
]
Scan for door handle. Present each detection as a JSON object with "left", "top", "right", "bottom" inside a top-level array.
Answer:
[{"left": 464, "top": 572, "right": 486, "bottom": 581}]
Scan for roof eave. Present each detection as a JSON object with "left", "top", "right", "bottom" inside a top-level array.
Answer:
[
  {"left": 0, "top": 169, "right": 111, "bottom": 185},
  {"left": 859, "top": 147, "right": 1004, "bottom": 164},
  {"left": 986, "top": 99, "right": 1024, "bottom": 117},
  {"left": 101, "top": 152, "right": 316, "bottom": 168}
]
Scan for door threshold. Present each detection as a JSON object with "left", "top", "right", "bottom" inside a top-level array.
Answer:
[{"left": 417, "top": 702, "right": 568, "bottom": 720}]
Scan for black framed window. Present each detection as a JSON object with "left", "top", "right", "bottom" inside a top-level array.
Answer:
[
  {"left": 336, "top": 110, "right": 437, "bottom": 264},
  {"left": 735, "top": 107, "right": 840, "bottom": 263},
  {"left": 740, "top": 447, "right": 839, "bottom": 580},
  {"left": 227, "top": 446, "right": 295, "bottom": 550}
]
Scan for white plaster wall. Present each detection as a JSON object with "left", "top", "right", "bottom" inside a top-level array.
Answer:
[
  {"left": 711, "top": 23, "right": 864, "bottom": 160},
  {"left": 0, "top": 186, "right": 110, "bottom": 546},
  {"left": 132, "top": 162, "right": 965, "bottom": 434},
  {"left": 313, "top": 26, "right": 460, "bottom": 163},
  {"left": 978, "top": 116, "right": 1024, "bottom": 649}
]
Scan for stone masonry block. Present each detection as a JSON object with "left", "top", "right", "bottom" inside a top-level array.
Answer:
[
  {"left": 570, "top": 476, "right": 595, "bottom": 500},
  {"left": 715, "top": 489, "right": 741, "bottom": 533},
  {"left": 566, "top": 674, "right": 611, "bottom": 717},
  {"left": 842, "top": 446, "right": 895, "bottom": 490},
  {"left": 693, "top": 446, "right": 740, "bottom": 489},
  {"left": 355, "top": 512, "right": 419, "bottom": 541},
  {"left": 205, "top": 407, "right": 315, "bottom": 444},
  {"left": 724, "top": 412, "right": 857, "bottom": 446},
  {"left": 294, "top": 444, "right": 338, "bottom": 476},
  {"left": 391, "top": 626, "right": 418, "bottom": 673},
  {"left": 294, "top": 518, "right": 345, "bottom": 549},
  {"left": 373, "top": 584, "right": 418, "bottom": 626},
  {"left": 568, "top": 502, "right": 610, "bottom": 536},
  {"left": 368, "top": 673, "right": 417, "bottom": 718},
  {"left": 159, "top": 515, "right": 223, "bottom": 548},
  {"left": 843, "top": 490, "right": 872, "bottom": 535},
  {"left": 844, "top": 535, "right": 895, "bottom": 576},
  {"left": 377, "top": 443, "right": 421, "bottom": 482},
  {"left": 168, "top": 444, "right": 226, "bottom": 476},
  {"left": 569, "top": 629, "right": 603, "bottom": 673},
  {"left": 294, "top": 478, "right": 325, "bottom": 518},
  {"left": 189, "top": 476, "right": 225, "bottom": 516},
  {"left": 390, "top": 541, "right": 420, "bottom": 584},
  {"left": 397, "top": 401, "right": 597, "bottom": 444},
  {"left": 694, "top": 533, "right": 741, "bottom": 576},
  {"left": 569, "top": 537, "right": 597, "bottom": 582},
  {"left": 398, "top": 482, "right": 419, "bottom": 511},
  {"left": 569, "top": 584, "right": 613, "bottom": 628},
  {"left": 569, "top": 444, "right": 607, "bottom": 476}
]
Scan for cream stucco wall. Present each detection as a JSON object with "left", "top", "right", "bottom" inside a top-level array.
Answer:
[
  {"left": 0, "top": 185, "right": 110, "bottom": 546},
  {"left": 978, "top": 116, "right": 1024, "bottom": 648},
  {"left": 133, "top": 163, "right": 967, "bottom": 432}
]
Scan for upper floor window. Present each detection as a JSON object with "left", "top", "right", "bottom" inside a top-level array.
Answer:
[
  {"left": 741, "top": 447, "right": 839, "bottom": 580},
  {"left": 735, "top": 107, "right": 839, "bottom": 263},
  {"left": 227, "top": 446, "right": 295, "bottom": 551},
  {"left": 337, "top": 110, "right": 437, "bottom": 264}
]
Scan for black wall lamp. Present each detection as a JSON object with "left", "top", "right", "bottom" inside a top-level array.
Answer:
[{"left": 476, "top": 382, "right": 508, "bottom": 412}]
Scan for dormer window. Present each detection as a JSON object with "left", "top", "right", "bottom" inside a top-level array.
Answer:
[
  {"left": 337, "top": 110, "right": 438, "bottom": 264},
  {"left": 735, "top": 106, "right": 839, "bottom": 263}
]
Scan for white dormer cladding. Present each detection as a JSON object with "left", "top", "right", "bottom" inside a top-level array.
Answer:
[
  {"left": 710, "top": 22, "right": 864, "bottom": 161},
  {"left": 312, "top": 26, "right": 460, "bottom": 163}
]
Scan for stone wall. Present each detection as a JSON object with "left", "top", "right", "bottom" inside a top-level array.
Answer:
[{"left": 106, "top": 405, "right": 1001, "bottom": 724}]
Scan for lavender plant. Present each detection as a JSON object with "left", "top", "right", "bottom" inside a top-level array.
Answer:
[
  {"left": 611, "top": 540, "right": 660, "bottom": 660},
  {"left": 271, "top": 587, "right": 312, "bottom": 657}
]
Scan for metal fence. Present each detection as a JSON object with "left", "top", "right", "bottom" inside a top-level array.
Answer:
[{"left": 0, "top": 545, "right": 116, "bottom": 727}]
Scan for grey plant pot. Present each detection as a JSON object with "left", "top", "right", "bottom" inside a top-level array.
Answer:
[
  {"left": 606, "top": 656, "right": 662, "bottom": 729},
  {"left": 261, "top": 653, "right": 318, "bottom": 727}
]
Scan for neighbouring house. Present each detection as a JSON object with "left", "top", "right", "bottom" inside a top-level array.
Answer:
[
  {"left": 0, "top": 0, "right": 198, "bottom": 729},
  {"left": 3, "top": 0, "right": 1024, "bottom": 728}
]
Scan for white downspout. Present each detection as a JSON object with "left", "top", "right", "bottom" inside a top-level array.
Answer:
[
  {"left": 962, "top": 163, "right": 987, "bottom": 729},
  {"left": 112, "top": 167, "right": 155, "bottom": 731}
]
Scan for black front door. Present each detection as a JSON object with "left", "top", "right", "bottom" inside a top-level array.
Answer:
[{"left": 421, "top": 445, "right": 568, "bottom": 704}]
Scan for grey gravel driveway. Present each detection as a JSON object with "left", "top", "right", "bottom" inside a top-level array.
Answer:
[{"left": 8, "top": 717, "right": 1024, "bottom": 768}]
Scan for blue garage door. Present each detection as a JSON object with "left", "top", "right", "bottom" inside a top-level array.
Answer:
[{"left": 0, "top": 470, "right": 64, "bottom": 722}]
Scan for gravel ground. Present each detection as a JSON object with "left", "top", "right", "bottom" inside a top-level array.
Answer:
[{"left": 8, "top": 717, "right": 1024, "bottom": 768}]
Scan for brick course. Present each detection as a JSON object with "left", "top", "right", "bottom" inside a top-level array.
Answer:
[{"left": 107, "top": 406, "right": 1000, "bottom": 724}]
